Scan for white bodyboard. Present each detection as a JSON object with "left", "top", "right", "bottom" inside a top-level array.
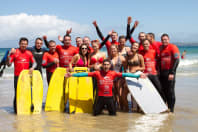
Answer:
[{"left": 126, "top": 77, "right": 168, "bottom": 114}]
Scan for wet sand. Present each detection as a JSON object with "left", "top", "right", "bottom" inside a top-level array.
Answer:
[{"left": 0, "top": 75, "right": 198, "bottom": 132}]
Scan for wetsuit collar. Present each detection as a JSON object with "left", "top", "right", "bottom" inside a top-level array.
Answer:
[{"left": 33, "top": 46, "right": 42, "bottom": 52}]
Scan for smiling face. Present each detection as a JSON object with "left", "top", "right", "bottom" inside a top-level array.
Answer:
[
  {"left": 63, "top": 36, "right": 71, "bottom": 46},
  {"left": 80, "top": 44, "right": 88, "bottom": 56},
  {"left": 83, "top": 37, "right": 91, "bottom": 47},
  {"left": 92, "top": 41, "right": 99, "bottom": 52},
  {"left": 131, "top": 42, "right": 139, "bottom": 52},
  {"left": 143, "top": 40, "right": 150, "bottom": 51},
  {"left": 35, "top": 38, "right": 43, "bottom": 49},
  {"left": 111, "top": 32, "right": 118, "bottom": 41},
  {"left": 19, "top": 40, "right": 28, "bottom": 51},
  {"left": 103, "top": 61, "right": 111, "bottom": 72},
  {"left": 110, "top": 45, "right": 118, "bottom": 56},
  {"left": 76, "top": 37, "right": 83, "bottom": 47},
  {"left": 119, "top": 37, "right": 126, "bottom": 47},
  {"left": 138, "top": 32, "right": 146, "bottom": 42},
  {"left": 48, "top": 41, "right": 56, "bottom": 53},
  {"left": 161, "top": 36, "right": 169, "bottom": 46}
]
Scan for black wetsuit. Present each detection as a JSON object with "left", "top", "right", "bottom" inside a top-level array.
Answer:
[{"left": 27, "top": 47, "right": 48, "bottom": 74}]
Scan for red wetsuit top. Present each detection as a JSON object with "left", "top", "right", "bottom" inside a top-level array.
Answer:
[
  {"left": 42, "top": 51, "right": 59, "bottom": 73},
  {"left": 88, "top": 70, "right": 122, "bottom": 96},
  {"left": 151, "top": 41, "right": 162, "bottom": 56},
  {"left": 139, "top": 49, "right": 157, "bottom": 75},
  {"left": 160, "top": 44, "right": 180, "bottom": 70},
  {"left": 99, "top": 37, "right": 119, "bottom": 56},
  {"left": 90, "top": 57, "right": 104, "bottom": 65},
  {"left": 56, "top": 45, "right": 78, "bottom": 68},
  {"left": 9, "top": 49, "right": 35, "bottom": 76},
  {"left": 75, "top": 57, "right": 88, "bottom": 67}
]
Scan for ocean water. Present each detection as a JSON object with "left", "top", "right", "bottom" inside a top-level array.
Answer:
[
  {"left": 1, "top": 46, "right": 198, "bottom": 79},
  {"left": 0, "top": 45, "right": 198, "bottom": 132}
]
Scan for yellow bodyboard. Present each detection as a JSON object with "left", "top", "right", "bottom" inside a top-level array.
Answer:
[
  {"left": 69, "top": 67, "right": 93, "bottom": 114},
  {"left": 32, "top": 70, "right": 43, "bottom": 114},
  {"left": 17, "top": 70, "right": 43, "bottom": 115},
  {"left": 45, "top": 67, "right": 67, "bottom": 112},
  {"left": 17, "top": 70, "right": 31, "bottom": 115}
]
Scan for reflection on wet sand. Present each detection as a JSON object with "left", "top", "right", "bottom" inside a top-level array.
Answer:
[{"left": 129, "top": 114, "right": 173, "bottom": 132}]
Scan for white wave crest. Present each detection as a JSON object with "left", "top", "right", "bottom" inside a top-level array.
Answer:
[{"left": 179, "top": 59, "right": 198, "bottom": 66}]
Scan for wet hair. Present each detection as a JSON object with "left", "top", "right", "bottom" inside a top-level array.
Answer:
[
  {"left": 103, "top": 59, "right": 111, "bottom": 64},
  {"left": 147, "top": 33, "right": 155, "bottom": 39},
  {"left": 119, "top": 35, "right": 126, "bottom": 41},
  {"left": 63, "top": 35, "right": 71, "bottom": 40},
  {"left": 161, "top": 33, "right": 169, "bottom": 39},
  {"left": 83, "top": 36, "right": 90, "bottom": 40},
  {"left": 48, "top": 40, "right": 56, "bottom": 45},
  {"left": 139, "top": 32, "right": 146, "bottom": 36},
  {"left": 35, "top": 37, "right": 43, "bottom": 42},
  {"left": 19, "top": 37, "right": 28, "bottom": 44},
  {"left": 112, "top": 31, "right": 118, "bottom": 36}
]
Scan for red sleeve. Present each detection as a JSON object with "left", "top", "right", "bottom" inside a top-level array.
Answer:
[
  {"left": 28, "top": 52, "right": 35, "bottom": 63},
  {"left": 172, "top": 45, "right": 180, "bottom": 59},
  {"left": 112, "top": 71, "right": 122, "bottom": 79},
  {"left": 9, "top": 53, "right": 15, "bottom": 63},
  {"left": 130, "top": 37, "right": 136, "bottom": 44},
  {"left": 88, "top": 71, "right": 98, "bottom": 77},
  {"left": 56, "top": 45, "right": 62, "bottom": 52},
  {"left": 42, "top": 53, "right": 48, "bottom": 66}
]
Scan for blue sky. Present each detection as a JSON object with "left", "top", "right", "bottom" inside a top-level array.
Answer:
[{"left": 0, "top": 0, "right": 198, "bottom": 47}]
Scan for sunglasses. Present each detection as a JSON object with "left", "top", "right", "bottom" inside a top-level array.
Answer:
[{"left": 81, "top": 48, "right": 88, "bottom": 50}]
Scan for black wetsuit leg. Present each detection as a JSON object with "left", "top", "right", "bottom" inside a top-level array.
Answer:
[
  {"left": 105, "top": 97, "right": 116, "bottom": 115},
  {"left": 147, "top": 74, "right": 166, "bottom": 102},
  {"left": 14, "top": 76, "right": 19, "bottom": 113},
  {"left": 93, "top": 96, "right": 105, "bottom": 116},
  {"left": 160, "top": 70, "right": 176, "bottom": 112},
  {"left": 46, "top": 72, "right": 53, "bottom": 85}
]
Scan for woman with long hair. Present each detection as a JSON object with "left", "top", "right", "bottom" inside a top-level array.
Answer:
[{"left": 69, "top": 43, "right": 89, "bottom": 71}]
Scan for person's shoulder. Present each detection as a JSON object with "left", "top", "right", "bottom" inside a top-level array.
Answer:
[
  {"left": 26, "top": 50, "right": 33, "bottom": 56},
  {"left": 26, "top": 47, "right": 33, "bottom": 51},
  {"left": 169, "top": 43, "right": 179, "bottom": 50}
]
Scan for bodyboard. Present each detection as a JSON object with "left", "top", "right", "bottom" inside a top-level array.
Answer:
[
  {"left": 126, "top": 77, "right": 168, "bottom": 114},
  {"left": 69, "top": 67, "right": 93, "bottom": 114},
  {"left": 45, "top": 67, "right": 67, "bottom": 112}
]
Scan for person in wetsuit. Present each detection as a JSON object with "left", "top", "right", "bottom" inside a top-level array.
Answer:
[
  {"left": 43, "top": 35, "right": 78, "bottom": 69},
  {"left": 139, "top": 39, "right": 166, "bottom": 102},
  {"left": 65, "top": 59, "right": 146, "bottom": 116},
  {"left": 159, "top": 34, "right": 180, "bottom": 113},
  {"left": 10, "top": 37, "right": 47, "bottom": 74},
  {"left": 7, "top": 37, "right": 36, "bottom": 113},
  {"left": 42, "top": 40, "right": 59, "bottom": 84}
]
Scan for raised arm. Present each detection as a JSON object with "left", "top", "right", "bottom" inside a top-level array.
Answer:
[
  {"left": 58, "top": 28, "right": 72, "bottom": 44},
  {"left": 93, "top": 20, "right": 104, "bottom": 40},
  {"left": 43, "top": 35, "right": 49, "bottom": 48},
  {"left": 99, "top": 33, "right": 111, "bottom": 49},
  {"left": 126, "top": 16, "right": 132, "bottom": 40}
]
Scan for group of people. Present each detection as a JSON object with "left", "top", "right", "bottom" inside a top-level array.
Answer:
[{"left": 7, "top": 16, "right": 180, "bottom": 115}]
